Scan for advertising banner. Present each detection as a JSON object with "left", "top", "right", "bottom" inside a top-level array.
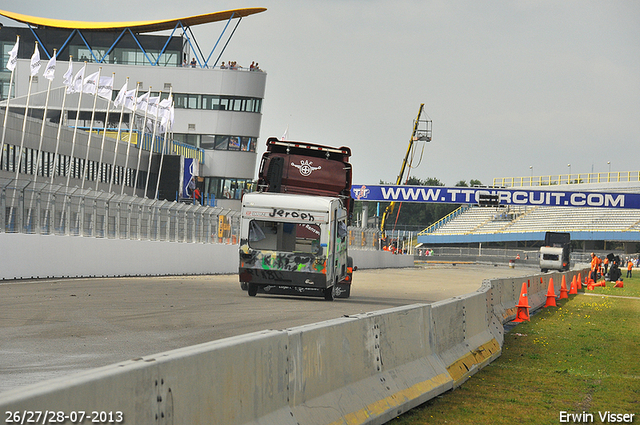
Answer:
[
  {"left": 351, "top": 184, "right": 640, "bottom": 209},
  {"left": 181, "top": 157, "right": 199, "bottom": 198}
]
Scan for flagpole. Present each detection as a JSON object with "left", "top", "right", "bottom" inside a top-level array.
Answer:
[
  {"left": 47, "top": 56, "right": 72, "bottom": 234},
  {"left": 50, "top": 56, "right": 72, "bottom": 188},
  {"left": 95, "top": 72, "right": 114, "bottom": 191},
  {"left": 29, "top": 48, "right": 56, "bottom": 232},
  {"left": 133, "top": 86, "right": 151, "bottom": 197},
  {"left": 0, "top": 35, "right": 19, "bottom": 182},
  {"left": 80, "top": 67, "right": 102, "bottom": 190},
  {"left": 14, "top": 42, "right": 40, "bottom": 183},
  {"left": 109, "top": 77, "right": 128, "bottom": 193},
  {"left": 144, "top": 91, "right": 162, "bottom": 198},
  {"left": 155, "top": 88, "right": 173, "bottom": 200},
  {"left": 64, "top": 62, "right": 87, "bottom": 189},
  {"left": 10, "top": 41, "right": 41, "bottom": 231},
  {"left": 61, "top": 61, "right": 87, "bottom": 231},
  {"left": 121, "top": 83, "right": 140, "bottom": 196}
]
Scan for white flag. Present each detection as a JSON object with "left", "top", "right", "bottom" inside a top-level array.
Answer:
[
  {"left": 30, "top": 45, "right": 41, "bottom": 77},
  {"left": 147, "top": 96, "right": 160, "bottom": 117},
  {"left": 114, "top": 81, "right": 127, "bottom": 107},
  {"left": 6, "top": 38, "right": 19, "bottom": 71},
  {"left": 159, "top": 96, "right": 173, "bottom": 132},
  {"left": 136, "top": 92, "right": 150, "bottom": 112},
  {"left": 43, "top": 54, "right": 56, "bottom": 81},
  {"left": 123, "top": 89, "right": 137, "bottom": 111},
  {"left": 68, "top": 64, "right": 85, "bottom": 94},
  {"left": 62, "top": 60, "right": 73, "bottom": 87},
  {"left": 97, "top": 75, "right": 113, "bottom": 100},
  {"left": 83, "top": 71, "right": 100, "bottom": 94},
  {"left": 280, "top": 125, "right": 289, "bottom": 141}
]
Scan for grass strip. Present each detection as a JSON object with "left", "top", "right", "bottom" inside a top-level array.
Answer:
[{"left": 388, "top": 276, "right": 640, "bottom": 425}]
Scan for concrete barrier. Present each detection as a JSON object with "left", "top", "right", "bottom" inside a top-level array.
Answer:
[
  {"left": 0, "top": 233, "right": 239, "bottom": 279},
  {"left": 0, "top": 234, "right": 411, "bottom": 280},
  {"left": 349, "top": 250, "right": 414, "bottom": 269},
  {"left": 0, "top": 268, "right": 590, "bottom": 425}
]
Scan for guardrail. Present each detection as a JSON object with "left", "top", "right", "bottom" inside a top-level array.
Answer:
[
  {"left": 493, "top": 171, "right": 640, "bottom": 187},
  {"left": 1, "top": 178, "right": 240, "bottom": 243},
  {"left": 0, "top": 268, "right": 589, "bottom": 424},
  {"left": 2, "top": 177, "right": 387, "bottom": 248}
]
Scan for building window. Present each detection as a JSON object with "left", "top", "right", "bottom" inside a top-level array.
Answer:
[
  {"left": 174, "top": 134, "right": 256, "bottom": 152},
  {"left": 172, "top": 93, "right": 261, "bottom": 113},
  {"left": 205, "top": 177, "right": 254, "bottom": 200},
  {"left": 173, "top": 133, "right": 199, "bottom": 147}
]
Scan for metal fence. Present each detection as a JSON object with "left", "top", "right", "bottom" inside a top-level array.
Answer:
[
  {"left": 1, "top": 178, "right": 240, "bottom": 243},
  {"left": 1, "top": 177, "right": 392, "bottom": 250},
  {"left": 415, "top": 246, "right": 627, "bottom": 264}
]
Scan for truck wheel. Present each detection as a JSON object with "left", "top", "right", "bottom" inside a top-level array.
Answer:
[
  {"left": 324, "top": 285, "right": 335, "bottom": 301},
  {"left": 248, "top": 283, "right": 258, "bottom": 297},
  {"left": 240, "top": 282, "right": 248, "bottom": 291}
]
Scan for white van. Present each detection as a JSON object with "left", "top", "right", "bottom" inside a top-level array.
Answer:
[
  {"left": 540, "top": 246, "right": 570, "bottom": 272},
  {"left": 238, "top": 192, "right": 352, "bottom": 300}
]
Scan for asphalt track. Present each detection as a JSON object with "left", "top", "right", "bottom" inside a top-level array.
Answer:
[{"left": 0, "top": 264, "right": 534, "bottom": 394}]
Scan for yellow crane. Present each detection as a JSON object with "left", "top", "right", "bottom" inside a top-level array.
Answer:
[{"left": 380, "top": 103, "right": 432, "bottom": 234}]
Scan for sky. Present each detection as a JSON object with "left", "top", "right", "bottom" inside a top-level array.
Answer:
[{"left": 1, "top": 1, "right": 639, "bottom": 187}]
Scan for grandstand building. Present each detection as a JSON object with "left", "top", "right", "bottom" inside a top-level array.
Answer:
[
  {"left": 0, "top": 8, "right": 266, "bottom": 209},
  {"left": 417, "top": 174, "right": 640, "bottom": 254}
]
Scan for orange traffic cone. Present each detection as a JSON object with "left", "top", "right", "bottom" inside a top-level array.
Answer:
[
  {"left": 544, "top": 279, "right": 557, "bottom": 308},
  {"left": 513, "top": 282, "right": 530, "bottom": 322},
  {"left": 577, "top": 272, "right": 582, "bottom": 287},
  {"left": 614, "top": 280, "right": 624, "bottom": 288},
  {"left": 569, "top": 275, "right": 578, "bottom": 295},
  {"left": 559, "top": 275, "right": 568, "bottom": 299}
]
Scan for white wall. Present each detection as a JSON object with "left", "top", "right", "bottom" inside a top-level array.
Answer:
[
  {"left": 0, "top": 233, "right": 411, "bottom": 280},
  {"left": 0, "top": 233, "right": 238, "bottom": 280}
]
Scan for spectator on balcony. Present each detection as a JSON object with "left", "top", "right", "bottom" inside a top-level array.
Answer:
[
  {"left": 190, "top": 58, "right": 197, "bottom": 68},
  {"left": 220, "top": 62, "right": 228, "bottom": 69}
]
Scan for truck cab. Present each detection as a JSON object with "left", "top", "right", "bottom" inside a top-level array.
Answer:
[{"left": 239, "top": 192, "right": 351, "bottom": 300}]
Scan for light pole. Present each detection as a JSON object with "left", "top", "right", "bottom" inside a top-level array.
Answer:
[
  {"left": 607, "top": 161, "right": 611, "bottom": 173},
  {"left": 567, "top": 163, "right": 571, "bottom": 183}
]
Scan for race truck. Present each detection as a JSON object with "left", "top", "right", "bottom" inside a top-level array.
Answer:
[{"left": 238, "top": 138, "right": 355, "bottom": 300}]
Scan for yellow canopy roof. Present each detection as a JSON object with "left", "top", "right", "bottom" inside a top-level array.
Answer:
[{"left": 0, "top": 8, "right": 266, "bottom": 33}]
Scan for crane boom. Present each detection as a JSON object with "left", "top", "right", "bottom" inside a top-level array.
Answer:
[{"left": 380, "top": 104, "right": 431, "bottom": 233}]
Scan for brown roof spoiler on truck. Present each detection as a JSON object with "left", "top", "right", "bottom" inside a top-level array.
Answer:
[
  {"left": 259, "top": 137, "right": 353, "bottom": 224},
  {"left": 265, "top": 137, "right": 351, "bottom": 161}
]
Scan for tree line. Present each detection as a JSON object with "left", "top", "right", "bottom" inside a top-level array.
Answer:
[{"left": 353, "top": 177, "right": 483, "bottom": 232}]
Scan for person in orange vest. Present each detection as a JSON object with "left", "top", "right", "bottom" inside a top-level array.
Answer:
[
  {"left": 603, "top": 256, "right": 609, "bottom": 275},
  {"left": 590, "top": 253, "right": 601, "bottom": 282},
  {"left": 627, "top": 259, "right": 633, "bottom": 278}
]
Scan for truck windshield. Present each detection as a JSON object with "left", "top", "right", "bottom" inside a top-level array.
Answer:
[{"left": 248, "top": 220, "right": 322, "bottom": 254}]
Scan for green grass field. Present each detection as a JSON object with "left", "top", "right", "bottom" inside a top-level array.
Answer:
[{"left": 388, "top": 275, "right": 640, "bottom": 425}]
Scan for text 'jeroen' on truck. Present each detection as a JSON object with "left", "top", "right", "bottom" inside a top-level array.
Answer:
[{"left": 238, "top": 138, "right": 355, "bottom": 300}]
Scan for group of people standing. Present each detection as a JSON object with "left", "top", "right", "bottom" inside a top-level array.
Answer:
[
  {"left": 590, "top": 252, "right": 636, "bottom": 281},
  {"left": 181, "top": 58, "right": 262, "bottom": 71},
  {"left": 219, "top": 61, "right": 261, "bottom": 71}
]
